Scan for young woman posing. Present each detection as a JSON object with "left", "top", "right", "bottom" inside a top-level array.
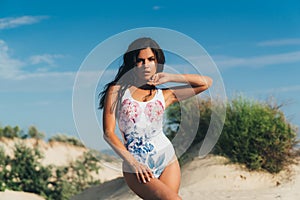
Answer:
[{"left": 99, "top": 37, "right": 212, "bottom": 200}]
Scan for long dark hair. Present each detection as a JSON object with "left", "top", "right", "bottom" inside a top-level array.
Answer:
[{"left": 98, "top": 37, "right": 165, "bottom": 110}]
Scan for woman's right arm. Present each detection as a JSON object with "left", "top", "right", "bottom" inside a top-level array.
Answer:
[{"left": 102, "top": 85, "right": 154, "bottom": 183}]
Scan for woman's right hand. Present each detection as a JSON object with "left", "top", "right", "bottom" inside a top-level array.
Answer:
[{"left": 129, "top": 160, "right": 154, "bottom": 184}]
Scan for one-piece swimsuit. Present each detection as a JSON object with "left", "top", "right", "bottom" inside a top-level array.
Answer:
[{"left": 118, "top": 88, "right": 176, "bottom": 178}]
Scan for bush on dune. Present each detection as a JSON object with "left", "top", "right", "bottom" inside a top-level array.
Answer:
[
  {"left": 0, "top": 144, "right": 52, "bottom": 198},
  {"left": 0, "top": 143, "right": 101, "bottom": 200},
  {"left": 217, "top": 96, "right": 297, "bottom": 173},
  {"left": 48, "top": 134, "right": 85, "bottom": 147},
  {"left": 166, "top": 95, "right": 298, "bottom": 173}
]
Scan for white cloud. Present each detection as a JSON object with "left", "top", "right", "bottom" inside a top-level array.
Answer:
[
  {"left": 247, "top": 85, "right": 300, "bottom": 97},
  {"left": 267, "top": 85, "right": 300, "bottom": 93},
  {"left": 0, "top": 39, "right": 118, "bottom": 93},
  {"left": 0, "top": 40, "right": 24, "bottom": 79},
  {"left": 0, "top": 68, "right": 77, "bottom": 92},
  {"left": 214, "top": 51, "right": 300, "bottom": 69},
  {"left": 14, "top": 71, "right": 75, "bottom": 80},
  {"left": 0, "top": 15, "right": 49, "bottom": 30},
  {"left": 0, "top": 40, "right": 67, "bottom": 80},
  {"left": 0, "top": 39, "right": 75, "bottom": 92},
  {"left": 257, "top": 38, "right": 300, "bottom": 47},
  {"left": 29, "top": 54, "right": 64, "bottom": 66},
  {"left": 0, "top": 39, "right": 109, "bottom": 91},
  {"left": 0, "top": 69, "right": 117, "bottom": 93},
  {"left": 152, "top": 6, "right": 162, "bottom": 10}
]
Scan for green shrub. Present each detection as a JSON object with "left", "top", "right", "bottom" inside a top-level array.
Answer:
[
  {"left": 165, "top": 97, "right": 212, "bottom": 165},
  {"left": 0, "top": 142, "right": 101, "bottom": 199},
  {"left": 48, "top": 134, "right": 85, "bottom": 147},
  {"left": 214, "top": 96, "right": 297, "bottom": 173},
  {"left": 0, "top": 125, "right": 42, "bottom": 139},
  {"left": 0, "top": 147, "right": 9, "bottom": 191},
  {"left": 166, "top": 95, "right": 298, "bottom": 173},
  {"left": 165, "top": 97, "right": 201, "bottom": 138},
  {"left": 3, "top": 143, "right": 52, "bottom": 198},
  {"left": 0, "top": 125, "right": 22, "bottom": 138},
  {"left": 49, "top": 151, "right": 101, "bottom": 200},
  {"left": 27, "top": 126, "right": 45, "bottom": 140}
]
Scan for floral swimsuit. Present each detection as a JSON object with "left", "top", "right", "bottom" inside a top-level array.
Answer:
[{"left": 118, "top": 88, "right": 176, "bottom": 178}]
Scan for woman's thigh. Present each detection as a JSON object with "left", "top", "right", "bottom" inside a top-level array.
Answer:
[
  {"left": 123, "top": 171, "right": 181, "bottom": 200},
  {"left": 159, "top": 159, "right": 181, "bottom": 193}
]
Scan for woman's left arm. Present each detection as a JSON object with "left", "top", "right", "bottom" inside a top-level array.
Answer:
[{"left": 148, "top": 73, "right": 213, "bottom": 107}]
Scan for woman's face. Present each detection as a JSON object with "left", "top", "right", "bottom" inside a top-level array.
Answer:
[{"left": 134, "top": 47, "right": 157, "bottom": 84}]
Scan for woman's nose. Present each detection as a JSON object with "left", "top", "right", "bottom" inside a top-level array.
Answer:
[
  {"left": 144, "top": 59, "right": 150, "bottom": 65},
  {"left": 143, "top": 60, "right": 150, "bottom": 68}
]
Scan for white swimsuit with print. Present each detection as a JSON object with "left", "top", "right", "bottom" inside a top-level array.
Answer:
[{"left": 118, "top": 88, "right": 176, "bottom": 178}]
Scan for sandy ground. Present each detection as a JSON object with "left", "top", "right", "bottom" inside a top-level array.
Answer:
[
  {"left": 179, "top": 156, "right": 300, "bottom": 200},
  {"left": 72, "top": 155, "right": 300, "bottom": 200},
  {"left": 0, "top": 190, "right": 45, "bottom": 200},
  {"left": 1, "top": 138, "right": 299, "bottom": 200}
]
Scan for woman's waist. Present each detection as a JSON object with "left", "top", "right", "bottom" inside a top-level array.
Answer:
[{"left": 124, "top": 132, "right": 174, "bottom": 154}]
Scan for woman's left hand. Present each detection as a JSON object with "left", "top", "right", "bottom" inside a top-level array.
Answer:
[{"left": 147, "top": 72, "right": 171, "bottom": 86}]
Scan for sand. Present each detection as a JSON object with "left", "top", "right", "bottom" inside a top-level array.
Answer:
[
  {"left": 179, "top": 155, "right": 300, "bottom": 200},
  {"left": 1, "top": 138, "right": 299, "bottom": 200},
  {"left": 72, "top": 155, "right": 300, "bottom": 200},
  {"left": 0, "top": 190, "right": 45, "bottom": 200}
]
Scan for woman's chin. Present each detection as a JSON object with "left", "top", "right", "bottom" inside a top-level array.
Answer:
[
  {"left": 138, "top": 76, "right": 151, "bottom": 82},
  {"left": 144, "top": 74, "right": 154, "bottom": 80}
]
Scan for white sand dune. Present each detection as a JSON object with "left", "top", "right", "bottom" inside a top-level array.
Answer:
[
  {"left": 72, "top": 155, "right": 300, "bottom": 200},
  {"left": 179, "top": 156, "right": 300, "bottom": 200},
  {"left": 1, "top": 138, "right": 299, "bottom": 200},
  {"left": 0, "top": 138, "right": 123, "bottom": 182},
  {"left": 0, "top": 190, "right": 45, "bottom": 200}
]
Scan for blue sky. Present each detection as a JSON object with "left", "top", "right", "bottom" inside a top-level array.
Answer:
[{"left": 1, "top": 0, "right": 299, "bottom": 150}]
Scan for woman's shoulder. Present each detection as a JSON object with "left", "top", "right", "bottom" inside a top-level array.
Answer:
[
  {"left": 106, "top": 84, "right": 123, "bottom": 98},
  {"left": 160, "top": 88, "right": 172, "bottom": 96},
  {"left": 160, "top": 88, "right": 177, "bottom": 108},
  {"left": 108, "top": 84, "right": 121, "bottom": 92}
]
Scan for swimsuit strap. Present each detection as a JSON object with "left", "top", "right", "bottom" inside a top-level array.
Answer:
[
  {"left": 123, "top": 88, "right": 131, "bottom": 99},
  {"left": 156, "top": 89, "right": 166, "bottom": 109}
]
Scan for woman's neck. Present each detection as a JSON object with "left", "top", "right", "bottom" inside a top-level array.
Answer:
[{"left": 137, "top": 84, "right": 156, "bottom": 90}]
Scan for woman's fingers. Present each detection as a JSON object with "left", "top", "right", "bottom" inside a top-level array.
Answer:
[
  {"left": 135, "top": 169, "right": 142, "bottom": 183},
  {"left": 141, "top": 166, "right": 152, "bottom": 183},
  {"left": 149, "top": 72, "right": 170, "bottom": 86},
  {"left": 130, "top": 161, "right": 155, "bottom": 183},
  {"left": 148, "top": 73, "right": 162, "bottom": 85},
  {"left": 134, "top": 164, "right": 154, "bottom": 184},
  {"left": 145, "top": 167, "right": 154, "bottom": 179},
  {"left": 141, "top": 171, "right": 148, "bottom": 183},
  {"left": 147, "top": 75, "right": 157, "bottom": 85},
  {"left": 143, "top": 168, "right": 152, "bottom": 182},
  {"left": 148, "top": 168, "right": 155, "bottom": 179}
]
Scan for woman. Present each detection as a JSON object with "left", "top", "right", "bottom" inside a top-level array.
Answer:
[{"left": 99, "top": 37, "right": 212, "bottom": 200}]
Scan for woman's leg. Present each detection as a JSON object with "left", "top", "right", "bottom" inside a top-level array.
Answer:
[
  {"left": 123, "top": 162, "right": 182, "bottom": 200},
  {"left": 159, "top": 159, "right": 181, "bottom": 193}
]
